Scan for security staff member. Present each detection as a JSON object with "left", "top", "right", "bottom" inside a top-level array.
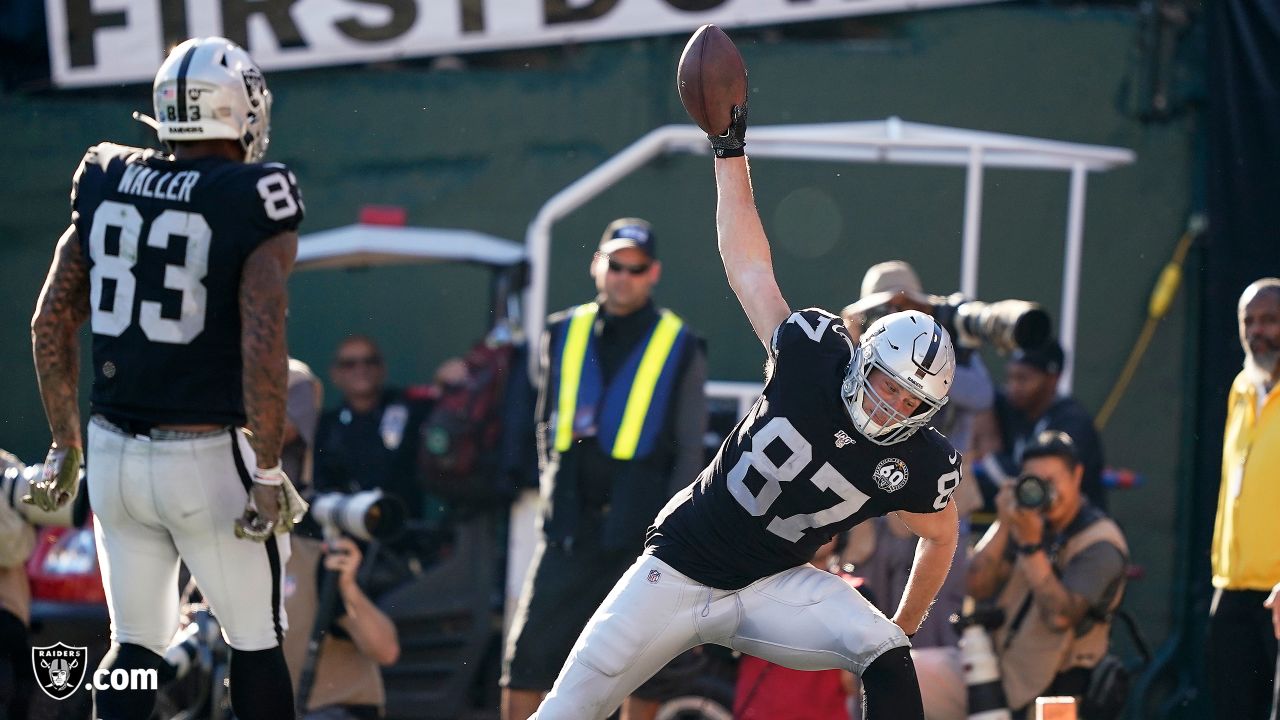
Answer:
[{"left": 500, "top": 218, "right": 707, "bottom": 720}]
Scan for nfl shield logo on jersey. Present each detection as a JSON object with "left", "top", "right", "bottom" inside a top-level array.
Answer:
[
  {"left": 647, "top": 569, "right": 662, "bottom": 584},
  {"left": 873, "top": 458, "right": 910, "bottom": 493},
  {"left": 32, "top": 642, "right": 88, "bottom": 700}
]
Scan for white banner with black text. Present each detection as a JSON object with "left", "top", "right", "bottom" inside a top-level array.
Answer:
[{"left": 46, "top": 0, "right": 1004, "bottom": 88}]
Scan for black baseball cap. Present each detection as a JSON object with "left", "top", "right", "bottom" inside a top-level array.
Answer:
[
  {"left": 1021, "top": 430, "right": 1080, "bottom": 468},
  {"left": 1010, "top": 339, "right": 1065, "bottom": 375},
  {"left": 598, "top": 218, "right": 657, "bottom": 260}
]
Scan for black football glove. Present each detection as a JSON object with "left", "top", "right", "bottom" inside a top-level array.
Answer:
[
  {"left": 22, "top": 445, "right": 83, "bottom": 513},
  {"left": 709, "top": 102, "right": 748, "bottom": 158}
]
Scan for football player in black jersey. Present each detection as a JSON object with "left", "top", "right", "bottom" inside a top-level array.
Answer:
[
  {"left": 28, "top": 37, "right": 304, "bottom": 720},
  {"left": 532, "top": 107, "right": 962, "bottom": 719}
]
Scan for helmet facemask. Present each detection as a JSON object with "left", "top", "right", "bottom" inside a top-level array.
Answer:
[{"left": 841, "top": 311, "right": 954, "bottom": 446}]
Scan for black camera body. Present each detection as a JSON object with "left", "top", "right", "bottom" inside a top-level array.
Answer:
[
  {"left": 1014, "top": 473, "right": 1056, "bottom": 511},
  {"left": 930, "top": 293, "right": 1051, "bottom": 352}
]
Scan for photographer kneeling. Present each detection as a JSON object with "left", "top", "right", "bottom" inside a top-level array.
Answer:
[
  {"left": 965, "top": 431, "right": 1128, "bottom": 717},
  {"left": 283, "top": 529, "right": 401, "bottom": 720}
]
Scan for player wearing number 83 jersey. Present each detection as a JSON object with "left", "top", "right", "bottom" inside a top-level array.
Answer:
[
  {"left": 31, "top": 37, "right": 304, "bottom": 720},
  {"left": 71, "top": 143, "right": 303, "bottom": 423}
]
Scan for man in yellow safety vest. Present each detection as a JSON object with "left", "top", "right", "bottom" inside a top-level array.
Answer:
[{"left": 500, "top": 218, "right": 708, "bottom": 720}]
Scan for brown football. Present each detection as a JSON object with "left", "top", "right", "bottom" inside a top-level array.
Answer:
[{"left": 677, "top": 24, "right": 747, "bottom": 135}]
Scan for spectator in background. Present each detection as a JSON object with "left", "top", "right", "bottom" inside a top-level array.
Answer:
[
  {"left": 840, "top": 260, "right": 990, "bottom": 720},
  {"left": 1270, "top": 580, "right": 1280, "bottom": 720},
  {"left": 966, "top": 431, "right": 1127, "bottom": 717},
  {"left": 313, "top": 336, "right": 446, "bottom": 544},
  {"left": 1209, "top": 278, "right": 1280, "bottom": 720},
  {"left": 0, "top": 450, "right": 35, "bottom": 720},
  {"left": 987, "top": 340, "right": 1107, "bottom": 510},
  {"left": 500, "top": 218, "right": 708, "bottom": 720},
  {"left": 283, "top": 535, "right": 400, "bottom": 720}
]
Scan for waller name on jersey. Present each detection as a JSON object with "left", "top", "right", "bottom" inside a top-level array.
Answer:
[{"left": 116, "top": 164, "right": 200, "bottom": 204}]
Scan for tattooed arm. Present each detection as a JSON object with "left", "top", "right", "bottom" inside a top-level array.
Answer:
[
  {"left": 31, "top": 225, "right": 91, "bottom": 449},
  {"left": 239, "top": 231, "right": 297, "bottom": 470}
]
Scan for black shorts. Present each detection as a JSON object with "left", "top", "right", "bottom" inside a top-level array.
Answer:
[{"left": 501, "top": 538, "right": 636, "bottom": 691}]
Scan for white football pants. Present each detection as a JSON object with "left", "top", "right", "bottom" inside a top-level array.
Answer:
[
  {"left": 533, "top": 553, "right": 907, "bottom": 720},
  {"left": 88, "top": 418, "right": 290, "bottom": 656}
]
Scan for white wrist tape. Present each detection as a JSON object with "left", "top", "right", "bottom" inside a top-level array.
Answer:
[{"left": 253, "top": 463, "right": 286, "bottom": 486}]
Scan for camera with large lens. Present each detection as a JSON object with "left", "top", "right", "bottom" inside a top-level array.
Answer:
[
  {"left": 952, "top": 607, "right": 1012, "bottom": 720},
  {"left": 309, "top": 489, "right": 406, "bottom": 542},
  {"left": 2, "top": 457, "right": 89, "bottom": 528},
  {"left": 930, "top": 293, "right": 1051, "bottom": 352},
  {"left": 1014, "top": 473, "right": 1056, "bottom": 511}
]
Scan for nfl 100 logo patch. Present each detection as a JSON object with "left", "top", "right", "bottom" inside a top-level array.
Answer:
[{"left": 873, "top": 458, "right": 909, "bottom": 493}]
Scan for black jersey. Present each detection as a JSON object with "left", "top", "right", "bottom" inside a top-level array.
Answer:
[
  {"left": 648, "top": 309, "right": 962, "bottom": 590},
  {"left": 70, "top": 142, "right": 304, "bottom": 426}
]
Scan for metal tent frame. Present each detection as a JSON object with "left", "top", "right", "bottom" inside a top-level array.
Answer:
[{"left": 524, "top": 118, "right": 1136, "bottom": 392}]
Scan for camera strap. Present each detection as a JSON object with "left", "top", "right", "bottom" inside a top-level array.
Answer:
[{"left": 1002, "top": 593, "right": 1037, "bottom": 652}]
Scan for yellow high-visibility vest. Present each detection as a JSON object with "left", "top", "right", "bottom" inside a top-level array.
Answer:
[{"left": 552, "top": 303, "right": 687, "bottom": 460}]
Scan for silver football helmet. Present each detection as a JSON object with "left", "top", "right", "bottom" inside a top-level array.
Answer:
[
  {"left": 145, "top": 37, "right": 272, "bottom": 162},
  {"left": 842, "top": 310, "right": 955, "bottom": 445}
]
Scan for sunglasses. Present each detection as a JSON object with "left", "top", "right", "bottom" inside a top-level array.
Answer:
[
  {"left": 336, "top": 355, "right": 382, "bottom": 370},
  {"left": 606, "top": 259, "right": 652, "bottom": 276}
]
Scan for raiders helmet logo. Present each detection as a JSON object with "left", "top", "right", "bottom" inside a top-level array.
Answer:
[
  {"left": 241, "top": 68, "right": 266, "bottom": 108},
  {"left": 32, "top": 642, "right": 88, "bottom": 700},
  {"left": 873, "top": 458, "right": 909, "bottom": 493},
  {"left": 910, "top": 324, "right": 950, "bottom": 380}
]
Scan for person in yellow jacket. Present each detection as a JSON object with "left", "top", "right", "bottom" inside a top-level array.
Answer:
[
  {"left": 500, "top": 218, "right": 708, "bottom": 720},
  {"left": 1210, "top": 277, "right": 1280, "bottom": 720}
]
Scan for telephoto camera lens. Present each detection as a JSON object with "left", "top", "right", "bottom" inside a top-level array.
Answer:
[
  {"left": 931, "top": 295, "right": 1052, "bottom": 352},
  {"left": 1014, "top": 474, "right": 1055, "bottom": 511},
  {"left": 953, "top": 608, "right": 1012, "bottom": 720},
  {"left": 309, "top": 490, "right": 407, "bottom": 541}
]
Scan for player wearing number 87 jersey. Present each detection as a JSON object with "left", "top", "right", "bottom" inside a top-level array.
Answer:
[
  {"left": 30, "top": 37, "right": 302, "bottom": 720},
  {"left": 531, "top": 101, "right": 962, "bottom": 720}
]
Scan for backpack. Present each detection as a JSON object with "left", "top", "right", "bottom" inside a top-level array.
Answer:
[
  {"left": 1080, "top": 608, "right": 1150, "bottom": 720},
  {"left": 419, "top": 338, "right": 515, "bottom": 511}
]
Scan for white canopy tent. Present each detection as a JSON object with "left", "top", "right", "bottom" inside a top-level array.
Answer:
[
  {"left": 523, "top": 118, "right": 1136, "bottom": 393},
  {"left": 296, "top": 223, "right": 526, "bottom": 271}
]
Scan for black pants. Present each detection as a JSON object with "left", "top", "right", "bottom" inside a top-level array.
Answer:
[
  {"left": 0, "top": 610, "right": 32, "bottom": 720},
  {"left": 1208, "top": 588, "right": 1278, "bottom": 720}
]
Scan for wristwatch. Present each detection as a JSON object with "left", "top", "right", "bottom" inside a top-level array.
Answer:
[{"left": 1014, "top": 542, "right": 1042, "bottom": 556}]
